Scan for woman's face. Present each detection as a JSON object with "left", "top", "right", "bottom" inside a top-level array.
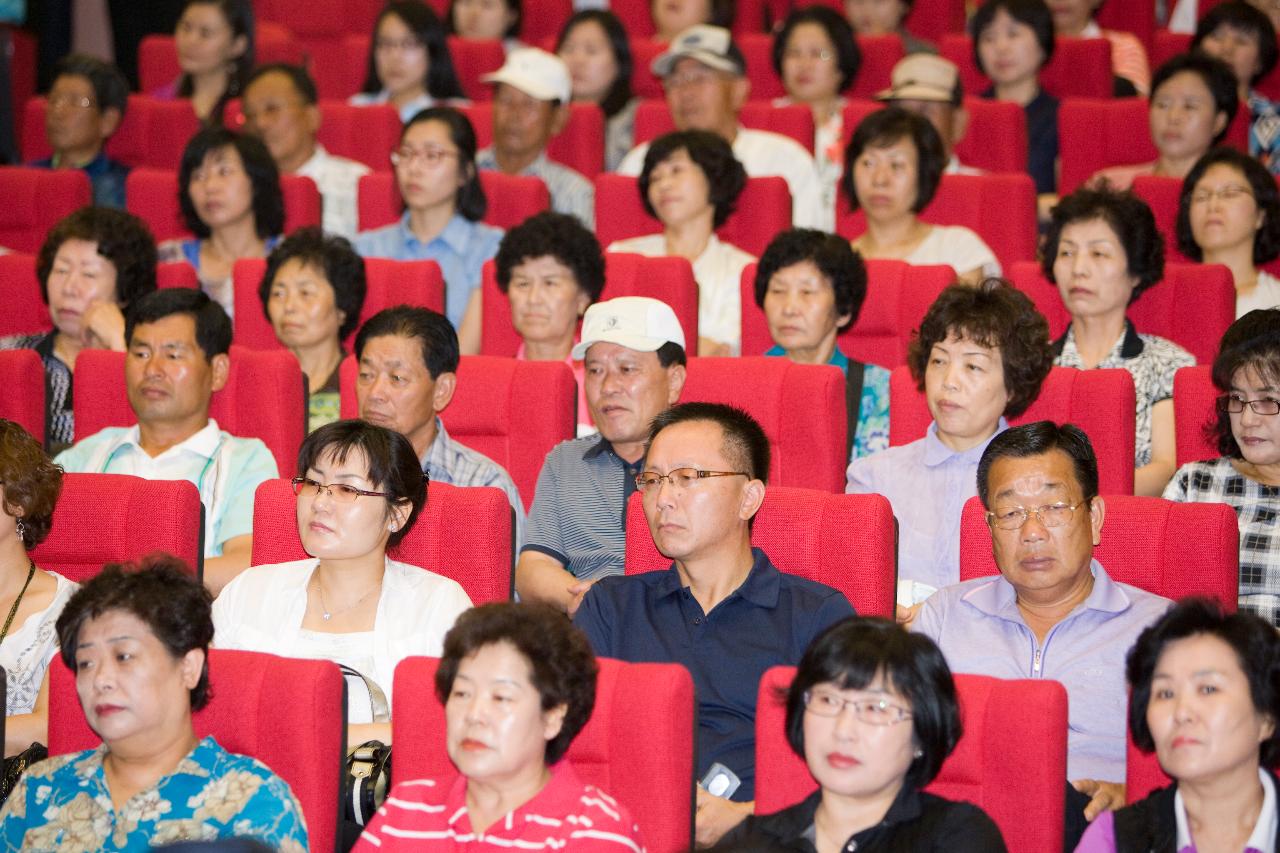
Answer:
[
  {"left": 1228, "top": 365, "right": 1280, "bottom": 468},
  {"left": 764, "top": 260, "right": 851, "bottom": 358},
  {"left": 1052, "top": 217, "right": 1138, "bottom": 321},
  {"left": 843, "top": 0, "right": 907, "bottom": 35},
  {"left": 647, "top": 147, "right": 714, "bottom": 229},
  {"left": 1147, "top": 633, "right": 1275, "bottom": 785},
  {"left": 652, "top": 0, "right": 712, "bottom": 39},
  {"left": 175, "top": 2, "right": 245, "bottom": 78},
  {"left": 267, "top": 258, "right": 345, "bottom": 352},
  {"left": 802, "top": 675, "right": 917, "bottom": 802},
  {"left": 1198, "top": 25, "right": 1263, "bottom": 90},
  {"left": 297, "top": 446, "right": 399, "bottom": 561},
  {"left": 374, "top": 13, "right": 429, "bottom": 100},
  {"left": 924, "top": 332, "right": 1010, "bottom": 449},
  {"left": 507, "top": 255, "right": 591, "bottom": 349},
  {"left": 852, "top": 136, "right": 919, "bottom": 224},
  {"left": 395, "top": 119, "right": 467, "bottom": 214},
  {"left": 1149, "top": 71, "right": 1225, "bottom": 166},
  {"left": 188, "top": 144, "right": 256, "bottom": 233},
  {"left": 46, "top": 238, "right": 119, "bottom": 339},
  {"left": 559, "top": 20, "right": 619, "bottom": 105},
  {"left": 74, "top": 608, "right": 202, "bottom": 747},
  {"left": 445, "top": 641, "right": 567, "bottom": 788},
  {"left": 781, "top": 22, "right": 844, "bottom": 104},
  {"left": 1046, "top": 0, "right": 1094, "bottom": 35},
  {"left": 452, "top": 0, "right": 516, "bottom": 41},
  {"left": 1189, "top": 163, "right": 1264, "bottom": 258},
  {"left": 977, "top": 9, "right": 1046, "bottom": 89}
]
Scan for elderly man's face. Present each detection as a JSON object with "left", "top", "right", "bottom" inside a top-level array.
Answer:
[
  {"left": 492, "top": 83, "right": 560, "bottom": 163},
  {"left": 664, "top": 57, "right": 745, "bottom": 136},
  {"left": 986, "top": 449, "right": 1104, "bottom": 598},
  {"left": 241, "top": 70, "right": 319, "bottom": 173},
  {"left": 583, "top": 343, "right": 684, "bottom": 448},
  {"left": 356, "top": 333, "right": 453, "bottom": 458}
]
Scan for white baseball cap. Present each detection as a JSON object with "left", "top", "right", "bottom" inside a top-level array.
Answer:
[
  {"left": 571, "top": 297, "right": 686, "bottom": 360},
  {"left": 480, "top": 47, "right": 572, "bottom": 103},
  {"left": 651, "top": 25, "right": 746, "bottom": 78}
]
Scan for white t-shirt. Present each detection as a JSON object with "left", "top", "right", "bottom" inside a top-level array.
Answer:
[
  {"left": 0, "top": 572, "right": 76, "bottom": 715},
  {"left": 296, "top": 145, "right": 371, "bottom": 240},
  {"left": 905, "top": 224, "right": 1002, "bottom": 280},
  {"left": 1238, "top": 270, "right": 1280, "bottom": 318}
]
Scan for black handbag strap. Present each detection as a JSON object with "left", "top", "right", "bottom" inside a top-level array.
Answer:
[{"left": 844, "top": 359, "right": 865, "bottom": 460}]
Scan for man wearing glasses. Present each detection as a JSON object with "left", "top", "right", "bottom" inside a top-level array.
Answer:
[
  {"left": 914, "top": 421, "right": 1171, "bottom": 845},
  {"left": 574, "top": 400, "right": 854, "bottom": 847},
  {"left": 33, "top": 54, "right": 130, "bottom": 209}
]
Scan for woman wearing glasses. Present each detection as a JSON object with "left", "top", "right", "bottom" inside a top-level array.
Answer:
[
  {"left": 355, "top": 107, "right": 502, "bottom": 355},
  {"left": 212, "top": 419, "right": 473, "bottom": 747},
  {"left": 719, "top": 616, "right": 1006, "bottom": 851},
  {"left": 1164, "top": 309, "right": 1280, "bottom": 626}
]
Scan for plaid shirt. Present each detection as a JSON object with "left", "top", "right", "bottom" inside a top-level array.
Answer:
[{"left": 422, "top": 418, "right": 526, "bottom": 547}]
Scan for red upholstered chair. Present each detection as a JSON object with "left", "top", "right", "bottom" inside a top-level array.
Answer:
[
  {"left": 392, "top": 656, "right": 695, "bottom": 853},
  {"left": 136, "top": 24, "right": 302, "bottom": 93},
  {"left": 337, "top": 355, "right": 575, "bottom": 511},
  {"left": 72, "top": 346, "right": 306, "bottom": 477},
  {"left": 22, "top": 95, "right": 201, "bottom": 170},
  {"left": 230, "top": 256, "right": 445, "bottom": 352},
  {"left": 460, "top": 102, "right": 606, "bottom": 179},
  {"left": 47, "top": 648, "right": 344, "bottom": 853},
  {"left": 1131, "top": 174, "right": 1189, "bottom": 262},
  {"left": 1058, "top": 98, "right": 1159, "bottom": 194},
  {"left": 156, "top": 261, "right": 199, "bottom": 289},
  {"left": 624, "top": 487, "right": 897, "bottom": 617},
  {"left": 629, "top": 37, "right": 667, "bottom": 100},
  {"left": 253, "top": 0, "right": 384, "bottom": 98},
  {"left": 125, "top": 169, "right": 321, "bottom": 242},
  {"left": 1005, "top": 260, "right": 1234, "bottom": 366},
  {"left": 478, "top": 254, "right": 700, "bottom": 357},
  {"left": 0, "top": 253, "right": 49, "bottom": 338},
  {"left": 0, "top": 350, "right": 44, "bottom": 441},
  {"left": 315, "top": 101, "right": 402, "bottom": 171},
  {"left": 738, "top": 259, "right": 954, "bottom": 369},
  {"left": 633, "top": 99, "right": 817, "bottom": 152},
  {"left": 1173, "top": 365, "right": 1219, "bottom": 466},
  {"left": 754, "top": 666, "right": 1069, "bottom": 853},
  {"left": 30, "top": 473, "right": 204, "bottom": 581},
  {"left": 841, "top": 98, "right": 1029, "bottom": 175},
  {"left": 594, "top": 172, "right": 790, "bottom": 257},
  {"left": 889, "top": 365, "right": 1139, "bottom": 494},
  {"left": 850, "top": 35, "right": 909, "bottom": 99},
  {"left": 356, "top": 170, "right": 550, "bottom": 232},
  {"left": 941, "top": 34, "right": 1114, "bottom": 98},
  {"left": 251, "top": 477, "right": 513, "bottom": 602},
  {"left": 0, "top": 167, "right": 91, "bottom": 253}
]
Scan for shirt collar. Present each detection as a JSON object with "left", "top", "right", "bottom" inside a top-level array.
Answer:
[
  {"left": 1080, "top": 20, "right": 1102, "bottom": 36},
  {"left": 1176, "top": 767, "right": 1277, "bottom": 852},
  {"left": 655, "top": 547, "right": 781, "bottom": 609},
  {"left": 921, "top": 418, "right": 1008, "bottom": 467},
  {"left": 1053, "top": 319, "right": 1145, "bottom": 361},
  {"left": 963, "top": 558, "right": 1135, "bottom": 621},
  {"left": 421, "top": 417, "right": 451, "bottom": 471},
  {"left": 120, "top": 419, "right": 222, "bottom": 461},
  {"left": 394, "top": 212, "right": 473, "bottom": 254},
  {"left": 763, "top": 345, "right": 850, "bottom": 375}
]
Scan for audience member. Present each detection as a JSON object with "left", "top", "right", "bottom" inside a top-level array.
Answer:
[
  {"left": 0, "top": 556, "right": 308, "bottom": 849},
  {"left": 1164, "top": 308, "right": 1280, "bottom": 624},
  {"left": 31, "top": 54, "right": 129, "bottom": 208},
  {"left": 448, "top": 0, "right": 522, "bottom": 50},
  {"left": 847, "top": 279, "right": 1052, "bottom": 611},
  {"left": 652, "top": 0, "right": 734, "bottom": 42},
  {"left": 721, "top": 617, "right": 1006, "bottom": 851},
  {"left": 1176, "top": 146, "right": 1280, "bottom": 316},
  {"left": 607, "top": 129, "right": 754, "bottom": 356},
  {"left": 354, "top": 107, "right": 502, "bottom": 353},
  {"left": 494, "top": 211, "right": 604, "bottom": 435},
  {"left": 515, "top": 296, "right": 686, "bottom": 612},
  {"left": 1045, "top": 0, "right": 1150, "bottom": 94},
  {"left": 557, "top": 10, "right": 638, "bottom": 172},
  {"left": 156, "top": 127, "right": 284, "bottom": 320},
  {"left": 843, "top": 0, "right": 936, "bottom": 54},
  {"left": 1044, "top": 186, "right": 1194, "bottom": 495},
  {"left": 54, "top": 289, "right": 278, "bottom": 593},
  {"left": 877, "top": 54, "right": 981, "bottom": 176},
  {"left": 843, "top": 107, "right": 1000, "bottom": 283},
  {"left": 353, "top": 306, "right": 526, "bottom": 544},
  {"left": 350, "top": 1, "right": 467, "bottom": 123},
  {"left": 915, "top": 422, "right": 1172, "bottom": 842},
  {"left": 242, "top": 63, "right": 370, "bottom": 239},
  {"left": 213, "top": 419, "right": 472, "bottom": 747},
  {"left": 476, "top": 48, "right": 595, "bottom": 228},
  {"left": 259, "top": 227, "right": 367, "bottom": 432},
  {"left": 153, "top": 0, "right": 253, "bottom": 125},
  {"left": 617, "top": 25, "right": 829, "bottom": 231},
  {"left": 755, "top": 228, "right": 890, "bottom": 459},
  {"left": 0, "top": 207, "right": 156, "bottom": 454}
]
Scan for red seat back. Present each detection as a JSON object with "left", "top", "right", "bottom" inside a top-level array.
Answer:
[
  {"left": 125, "top": 168, "right": 320, "bottom": 242},
  {"left": 1059, "top": 98, "right": 1159, "bottom": 194},
  {"left": 48, "top": 648, "right": 344, "bottom": 853},
  {"left": 1131, "top": 173, "right": 1189, "bottom": 262},
  {"left": 0, "top": 253, "right": 49, "bottom": 338},
  {"left": 624, "top": 487, "right": 896, "bottom": 617},
  {"left": 157, "top": 261, "right": 199, "bottom": 289},
  {"left": 1173, "top": 364, "right": 1220, "bottom": 466},
  {"left": 356, "top": 170, "right": 551, "bottom": 232},
  {"left": 0, "top": 349, "right": 44, "bottom": 441},
  {"left": 392, "top": 656, "right": 695, "bottom": 853},
  {"left": 1097, "top": 0, "right": 1156, "bottom": 50},
  {"left": 23, "top": 95, "right": 202, "bottom": 170},
  {"left": 315, "top": 101, "right": 402, "bottom": 172},
  {"left": 461, "top": 101, "right": 605, "bottom": 179},
  {"left": 0, "top": 167, "right": 91, "bottom": 254},
  {"left": 253, "top": 0, "right": 384, "bottom": 99},
  {"left": 942, "top": 34, "right": 1114, "bottom": 98},
  {"left": 754, "top": 666, "right": 1068, "bottom": 853},
  {"left": 137, "top": 24, "right": 303, "bottom": 93},
  {"left": 889, "top": 365, "right": 1139, "bottom": 494},
  {"left": 633, "top": 99, "right": 816, "bottom": 152}
]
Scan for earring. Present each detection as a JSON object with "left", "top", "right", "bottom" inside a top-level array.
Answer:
[
  {"left": 389, "top": 522, "right": 398, "bottom": 532},
  {"left": 913, "top": 748, "right": 923, "bottom": 759},
  {"left": 15, "top": 519, "right": 24, "bottom": 543}
]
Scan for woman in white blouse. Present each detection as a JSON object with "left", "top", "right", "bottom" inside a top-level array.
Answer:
[{"left": 213, "top": 419, "right": 472, "bottom": 747}]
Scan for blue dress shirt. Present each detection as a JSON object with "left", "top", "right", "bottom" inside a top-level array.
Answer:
[{"left": 32, "top": 150, "right": 128, "bottom": 208}]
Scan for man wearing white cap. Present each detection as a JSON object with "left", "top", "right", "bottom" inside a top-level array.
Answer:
[
  {"left": 476, "top": 47, "right": 595, "bottom": 228},
  {"left": 516, "top": 296, "right": 687, "bottom": 614},
  {"left": 615, "top": 25, "right": 829, "bottom": 231},
  {"left": 876, "top": 54, "right": 982, "bottom": 176}
]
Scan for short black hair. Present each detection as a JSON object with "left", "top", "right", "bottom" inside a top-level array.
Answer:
[
  {"left": 56, "top": 554, "right": 214, "bottom": 710},
  {"left": 970, "top": 0, "right": 1055, "bottom": 75},
  {"left": 754, "top": 229, "right": 867, "bottom": 332},
  {"left": 908, "top": 279, "right": 1054, "bottom": 419},
  {"left": 1150, "top": 52, "right": 1239, "bottom": 145},
  {"left": 244, "top": 62, "right": 318, "bottom": 105},
  {"left": 556, "top": 11, "right": 634, "bottom": 118},
  {"left": 354, "top": 305, "right": 459, "bottom": 379},
  {"left": 258, "top": 227, "right": 367, "bottom": 342},
  {"left": 657, "top": 340, "right": 688, "bottom": 368},
  {"left": 1191, "top": 1, "right": 1279, "bottom": 85},
  {"left": 976, "top": 421, "right": 1100, "bottom": 508},
  {"left": 1127, "top": 597, "right": 1280, "bottom": 766},
  {"left": 448, "top": 0, "right": 522, "bottom": 39},
  {"left": 782, "top": 616, "right": 961, "bottom": 790},
  {"left": 175, "top": 0, "right": 255, "bottom": 123},
  {"left": 52, "top": 53, "right": 129, "bottom": 119},
  {"left": 842, "top": 107, "right": 946, "bottom": 214},
  {"left": 647, "top": 401, "right": 770, "bottom": 484},
  {"left": 494, "top": 211, "right": 605, "bottom": 302},
  {"left": 402, "top": 107, "right": 487, "bottom": 222},
  {"left": 177, "top": 127, "right": 285, "bottom": 239},
  {"left": 1209, "top": 308, "right": 1280, "bottom": 459},
  {"left": 37, "top": 207, "right": 157, "bottom": 313},
  {"left": 366, "top": 1, "right": 465, "bottom": 100},
  {"left": 640, "top": 130, "right": 747, "bottom": 229},
  {"left": 435, "top": 602, "right": 597, "bottom": 765},
  {"left": 1176, "top": 147, "right": 1280, "bottom": 265},
  {"left": 126, "top": 288, "right": 232, "bottom": 362},
  {"left": 1042, "top": 186, "right": 1165, "bottom": 302},
  {"left": 295, "top": 419, "right": 427, "bottom": 548},
  {"left": 772, "top": 7, "right": 861, "bottom": 95}
]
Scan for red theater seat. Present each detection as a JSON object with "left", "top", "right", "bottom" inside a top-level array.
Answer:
[
  {"left": 0, "top": 167, "right": 91, "bottom": 254},
  {"left": 461, "top": 101, "right": 605, "bottom": 179},
  {"left": 136, "top": 24, "right": 302, "bottom": 93},
  {"left": 126, "top": 169, "right": 321, "bottom": 242},
  {"left": 316, "top": 101, "right": 402, "bottom": 172},
  {"left": 1173, "top": 364, "right": 1219, "bottom": 466},
  {"left": 23, "top": 96, "right": 202, "bottom": 171},
  {"left": 1131, "top": 174, "right": 1188, "bottom": 261},
  {"left": 633, "top": 99, "right": 816, "bottom": 152},
  {"left": 156, "top": 261, "right": 199, "bottom": 289},
  {"left": 0, "top": 349, "right": 44, "bottom": 441},
  {"left": 357, "top": 170, "right": 551, "bottom": 232},
  {"left": 942, "top": 34, "right": 1114, "bottom": 98},
  {"left": 0, "top": 253, "right": 48, "bottom": 339},
  {"left": 253, "top": 0, "right": 384, "bottom": 99},
  {"left": 1059, "top": 97, "right": 1158, "bottom": 194}
]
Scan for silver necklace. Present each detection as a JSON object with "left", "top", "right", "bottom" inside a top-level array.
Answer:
[{"left": 315, "top": 575, "right": 382, "bottom": 621}]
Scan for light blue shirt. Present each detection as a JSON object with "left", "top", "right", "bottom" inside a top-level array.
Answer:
[
  {"left": 475, "top": 148, "right": 595, "bottom": 229},
  {"left": 355, "top": 213, "right": 503, "bottom": 329},
  {"left": 764, "top": 345, "right": 890, "bottom": 460},
  {"left": 915, "top": 559, "right": 1171, "bottom": 782}
]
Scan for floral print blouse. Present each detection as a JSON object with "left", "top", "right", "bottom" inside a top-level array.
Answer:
[{"left": 0, "top": 736, "right": 308, "bottom": 852}]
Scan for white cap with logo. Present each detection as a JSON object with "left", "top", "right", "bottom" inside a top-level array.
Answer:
[
  {"left": 480, "top": 47, "right": 572, "bottom": 103},
  {"left": 650, "top": 24, "right": 746, "bottom": 78},
  {"left": 571, "top": 296, "right": 686, "bottom": 360}
]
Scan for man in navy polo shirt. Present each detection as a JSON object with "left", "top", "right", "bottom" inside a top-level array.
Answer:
[{"left": 575, "top": 401, "right": 855, "bottom": 847}]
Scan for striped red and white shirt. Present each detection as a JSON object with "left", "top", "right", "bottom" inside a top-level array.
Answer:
[{"left": 353, "top": 762, "right": 646, "bottom": 851}]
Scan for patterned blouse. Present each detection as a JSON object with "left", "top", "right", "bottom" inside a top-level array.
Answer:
[
  {"left": 0, "top": 571, "right": 76, "bottom": 716},
  {"left": 1164, "top": 456, "right": 1280, "bottom": 626},
  {"left": 0, "top": 736, "right": 308, "bottom": 852}
]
